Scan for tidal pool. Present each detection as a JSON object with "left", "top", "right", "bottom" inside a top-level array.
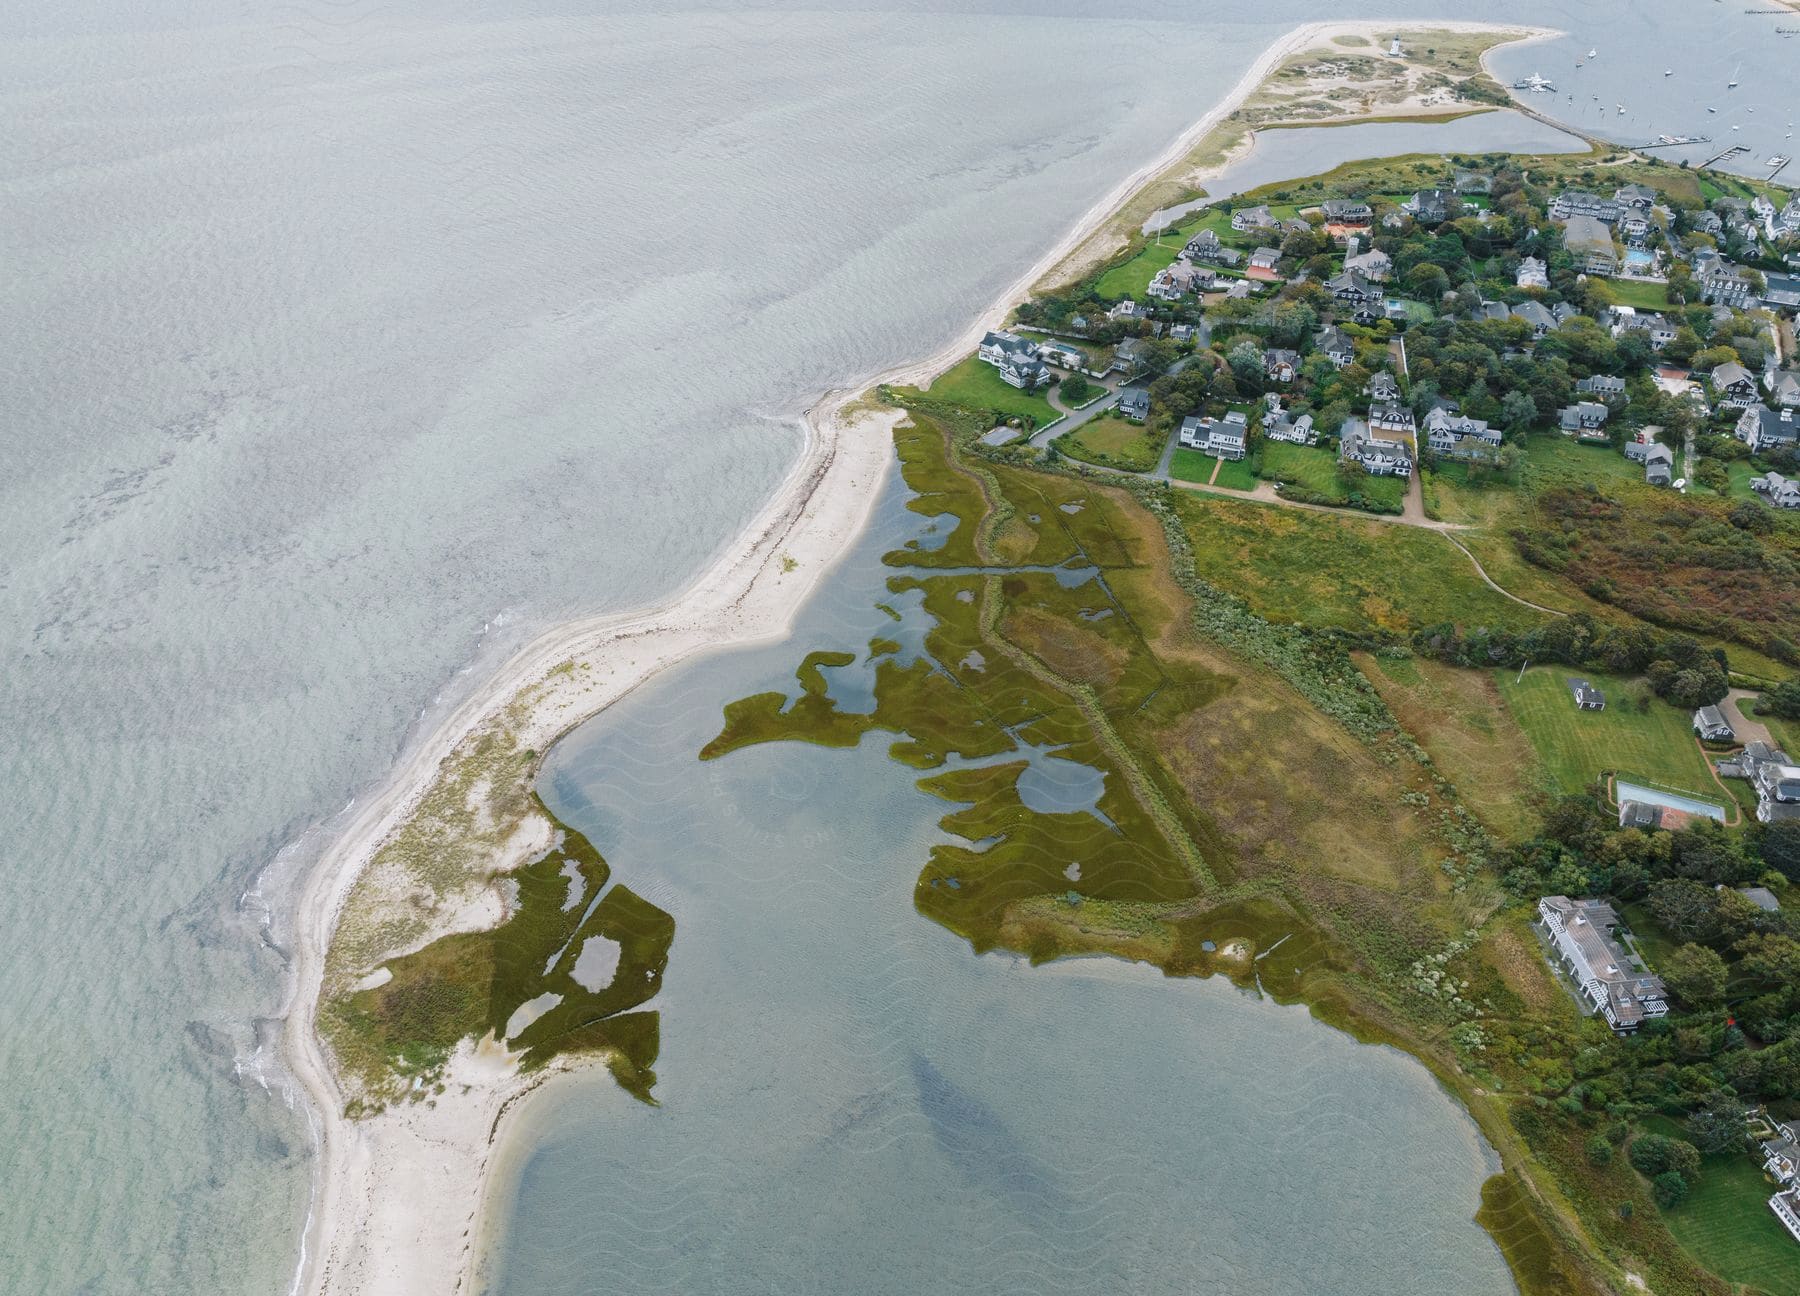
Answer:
[{"left": 483, "top": 459, "right": 1514, "bottom": 1296}]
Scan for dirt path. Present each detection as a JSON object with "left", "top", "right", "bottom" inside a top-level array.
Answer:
[{"left": 1439, "top": 534, "right": 1569, "bottom": 616}]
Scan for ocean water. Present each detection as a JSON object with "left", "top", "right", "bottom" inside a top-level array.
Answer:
[{"left": 3, "top": 0, "right": 1796, "bottom": 1291}]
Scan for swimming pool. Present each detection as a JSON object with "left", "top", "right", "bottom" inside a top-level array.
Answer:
[{"left": 1615, "top": 779, "right": 1725, "bottom": 821}]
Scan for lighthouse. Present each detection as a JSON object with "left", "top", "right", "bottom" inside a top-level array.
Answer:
[{"left": 1388, "top": 35, "right": 1402, "bottom": 57}]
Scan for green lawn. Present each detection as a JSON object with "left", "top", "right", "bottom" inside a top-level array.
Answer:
[
  {"left": 1171, "top": 493, "right": 1551, "bottom": 635},
  {"left": 1213, "top": 456, "right": 1260, "bottom": 490},
  {"left": 1169, "top": 448, "right": 1221, "bottom": 484},
  {"left": 1519, "top": 433, "right": 1644, "bottom": 493},
  {"left": 1263, "top": 441, "right": 1408, "bottom": 509},
  {"left": 1096, "top": 208, "right": 1239, "bottom": 300},
  {"left": 1606, "top": 278, "right": 1675, "bottom": 310},
  {"left": 897, "top": 355, "right": 1058, "bottom": 427},
  {"left": 1642, "top": 1118, "right": 1800, "bottom": 1295},
  {"left": 1495, "top": 667, "right": 1722, "bottom": 799},
  {"left": 1056, "top": 412, "right": 1163, "bottom": 473}
]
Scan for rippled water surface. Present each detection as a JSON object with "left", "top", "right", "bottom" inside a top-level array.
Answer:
[{"left": 4, "top": 0, "right": 1796, "bottom": 1290}]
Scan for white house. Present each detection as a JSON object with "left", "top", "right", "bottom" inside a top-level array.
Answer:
[
  {"left": 1516, "top": 256, "right": 1549, "bottom": 290},
  {"left": 1536, "top": 896, "right": 1668, "bottom": 1032},
  {"left": 1178, "top": 411, "right": 1248, "bottom": 460},
  {"left": 977, "top": 331, "right": 1048, "bottom": 389}
]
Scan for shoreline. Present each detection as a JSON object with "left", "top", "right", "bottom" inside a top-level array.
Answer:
[{"left": 277, "top": 18, "right": 1560, "bottom": 1296}]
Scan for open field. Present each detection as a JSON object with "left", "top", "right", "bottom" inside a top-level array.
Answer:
[
  {"left": 1359, "top": 654, "right": 1547, "bottom": 838},
  {"left": 895, "top": 354, "right": 1058, "bottom": 427},
  {"left": 1056, "top": 412, "right": 1163, "bottom": 473},
  {"left": 1495, "top": 667, "right": 1720, "bottom": 799},
  {"left": 1173, "top": 492, "right": 1550, "bottom": 636}
]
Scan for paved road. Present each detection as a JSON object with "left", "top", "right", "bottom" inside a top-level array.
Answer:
[{"left": 1028, "top": 378, "right": 1121, "bottom": 448}]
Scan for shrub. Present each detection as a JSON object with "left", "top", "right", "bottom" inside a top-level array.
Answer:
[
  {"left": 1585, "top": 1133, "right": 1614, "bottom": 1166},
  {"left": 1652, "top": 1170, "right": 1689, "bottom": 1210}
]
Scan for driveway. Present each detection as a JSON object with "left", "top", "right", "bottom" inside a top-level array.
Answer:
[
  {"left": 1725, "top": 689, "right": 1777, "bottom": 748},
  {"left": 1028, "top": 378, "right": 1120, "bottom": 448}
]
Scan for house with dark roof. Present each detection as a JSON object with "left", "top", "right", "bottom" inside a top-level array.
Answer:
[
  {"left": 1264, "top": 408, "right": 1316, "bottom": 445},
  {"left": 1366, "top": 371, "right": 1401, "bottom": 403},
  {"left": 1694, "top": 706, "right": 1736, "bottom": 742},
  {"left": 1345, "top": 248, "right": 1392, "bottom": 280},
  {"left": 1752, "top": 471, "right": 1800, "bottom": 509},
  {"left": 1713, "top": 361, "right": 1760, "bottom": 408},
  {"left": 1537, "top": 896, "right": 1667, "bottom": 1032},
  {"left": 1550, "top": 190, "right": 1624, "bottom": 224},
  {"left": 1644, "top": 442, "right": 1675, "bottom": 486},
  {"left": 1182, "top": 229, "right": 1243, "bottom": 267},
  {"left": 1614, "top": 183, "right": 1656, "bottom": 211},
  {"left": 1247, "top": 247, "right": 1282, "bottom": 280},
  {"left": 1769, "top": 371, "right": 1800, "bottom": 409},
  {"left": 1370, "top": 402, "right": 1416, "bottom": 436},
  {"left": 1512, "top": 300, "right": 1558, "bottom": 337},
  {"left": 1755, "top": 756, "right": 1800, "bottom": 825},
  {"left": 1569, "top": 678, "right": 1606, "bottom": 710},
  {"left": 1321, "top": 198, "right": 1372, "bottom": 233},
  {"left": 1339, "top": 417, "right": 1411, "bottom": 476},
  {"left": 977, "top": 331, "right": 1048, "bottom": 389},
  {"left": 1402, "top": 188, "right": 1460, "bottom": 224},
  {"left": 1325, "top": 269, "right": 1382, "bottom": 309},
  {"left": 1561, "top": 214, "right": 1619, "bottom": 275},
  {"left": 1559, "top": 401, "right": 1610, "bottom": 435},
  {"left": 1117, "top": 387, "right": 1150, "bottom": 423},
  {"left": 1264, "top": 348, "right": 1299, "bottom": 384},
  {"left": 1316, "top": 325, "right": 1354, "bottom": 369},
  {"left": 1577, "top": 374, "right": 1627, "bottom": 400},
  {"left": 1738, "top": 404, "right": 1799, "bottom": 452},
  {"left": 1611, "top": 309, "right": 1678, "bottom": 350}
]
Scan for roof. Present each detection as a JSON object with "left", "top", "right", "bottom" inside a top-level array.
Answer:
[
  {"left": 1538, "top": 895, "right": 1667, "bottom": 1026},
  {"left": 1713, "top": 360, "right": 1754, "bottom": 387},
  {"left": 1740, "top": 886, "right": 1782, "bottom": 913},
  {"left": 1562, "top": 214, "right": 1616, "bottom": 257}
]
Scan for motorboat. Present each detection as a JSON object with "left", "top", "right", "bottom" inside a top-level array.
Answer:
[{"left": 1587, "top": 47, "right": 1598, "bottom": 58}]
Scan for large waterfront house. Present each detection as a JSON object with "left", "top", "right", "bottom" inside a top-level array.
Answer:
[
  {"left": 1751, "top": 470, "right": 1800, "bottom": 509},
  {"left": 1339, "top": 418, "right": 1411, "bottom": 476},
  {"left": 1550, "top": 189, "right": 1624, "bottom": 225},
  {"left": 1536, "top": 896, "right": 1668, "bottom": 1033},
  {"left": 1183, "top": 229, "right": 1244, "bottom": 267},
  {"left": 977, "top": 331, "right": 1048, "bottom": 389},
  {"left": 1231, "top": 204, "right": 1275, "bottom": 232},
  {"left": 1178, "top": 411, "right": 1248, "bottom": 460},
  {"left": 1321, "top": 198, "right": 1372, "bottom": 234}
]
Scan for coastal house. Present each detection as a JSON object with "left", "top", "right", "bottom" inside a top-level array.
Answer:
[
  {"left": 1644, "top": 441, "right": 1675, "bottom": 487},
  {"left": 1231, "top": 204, "right": 1276, "bottom": 233},
  {"left": 1609, "top": 310, "right": 1677, "bottom": 351},
  {"left": 1536, "top": 895, "right": 1668, "bottom": 1032},
  {"left": 1692, "top": 210, "right": 1725, "bottom": 237},
  {"left": 1694, "top": 252, "right": 1754, "bottom": 308},
  {"left": 1558, "top": 401, "right": 1610, "bottom": 435},
  {"left": 1366, "top": 371, "right": 1401, "bottom": 404},
  {"left": 1178, "top": 411, "right": 1248, "bottom": 460},
  {"left": 1183, "top": 230, "right": 1244, "bottom": 267},
  {"left": 1402, "top": 188, "right": 1460, "bottom": 224},
  {"left": 1118, "top": 387, "right": 1150, "bottom": 423},
  {"left": 1775, "top": 1188, "right": 1800, "bottom": 1246},
  {"left": 1512, "top": 301, "right": 1558, "bottom": 337},
  {"left": 1713, "top": 361, "right": 1761, "bottom": 409},
  {"left": 1247, "top": 247, "right": 1283, "bottom": 280},
  {"left": 1345, "top": 247, "right": 1393, "bottom": 281},
  {"left": 1316, "top": 325, "right": 1355, "bottom": 369},
  {"left": 1516, "top": 256, "right": 1550, "bottom": 290},
  {"left": 1738, "top": 405, "right": 1799, "bottom": 452},
  {"left": 1108, "top": 298, "right": 1151, "bottom": 323},
  {"left": 1779, "top": 196, "right": 1800, "bottom": 238},
  {"left": 1339, "top": 417, "right": 1411, "bottom": 476},
  {"left": 1550, "top": 190, "right": 1624, "bottom": 225},
  {"left": 1623, "top": 430, "right": 1661, "bottom": 463},
  {"left": 1423, "top": 404, "right": 1497, "bottom": 448},
  {"left": 977, "top": 330, "right": 1048, "bottom": 389},
  {"left": 1763, "top": 1122, "right": 1800, "bottom": 1186},
  {"left": 1694, "top": 705, "right": 1737, "bottom": 742},
  {"left": 1321, "top": 198, "right": 1372, "bottom": 235},
  {"left": 1613, "top": 183, "right": 1656, "bottom": 212},
  {"left": 1561, "top": 214, "right": 1619, "bottom": 275},
  {"left": 1751, "top": 471, "right": 1800, "bottom": 509}
]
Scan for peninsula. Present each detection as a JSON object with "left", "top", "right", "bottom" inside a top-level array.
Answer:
[{"left": 277, "top": 19, "right": 1800, "bottom": 1296}]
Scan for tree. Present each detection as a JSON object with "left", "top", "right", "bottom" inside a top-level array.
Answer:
[
  {"left": 1662, "top": 943, "right": 1728, "bottom": 1007},
  {"left": 1629, "top": 1133, "right": 1701, "bottom": 1179},
  {"left": 1653, "top": 1170, "right": 1689, "bottom": 1210},
  {"left": 1227, "top": 339, "right": 1264, "bottom": 388},
  {"left": 1760, "top": 679, "right": 1800, "bottom": 721},
  {"left": 1500, "top": 389, "right": 1539, "bottom": 436},
  {"left": 1761, "top": 820, "right": 1800, "bottom": 882},
  {"left": 1058, "top": 374, "right": 1094, "bottom": 406},
  {"left": 1585, "top": 1133, "right": 1615, "bottom": 1166},
  {"left": 1648, "top": 879, "right": 1722, "bottom": 943},
  {"left": 1685, "top": 1105, "right": 1740, "bottom": 1155}
]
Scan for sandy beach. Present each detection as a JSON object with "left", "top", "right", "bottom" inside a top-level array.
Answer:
[{"left": 278, "top": 18, "right": 1553, "bottom": 1296}]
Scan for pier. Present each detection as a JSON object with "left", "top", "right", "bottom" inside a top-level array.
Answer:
[
  {"left": 1626, "top": 135, "right": 1709, "bottom": 150},
  {"left": 1700, "top": 143, "right": 1750, "bottom": 168}
]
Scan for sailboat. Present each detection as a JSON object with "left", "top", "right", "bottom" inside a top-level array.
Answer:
[
  {"left": 1728, "top": 64, "right": 1740, "bottom": 88},
  {"left": 1617, "top": 104, "right": 1626, "bottom": 115}
]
